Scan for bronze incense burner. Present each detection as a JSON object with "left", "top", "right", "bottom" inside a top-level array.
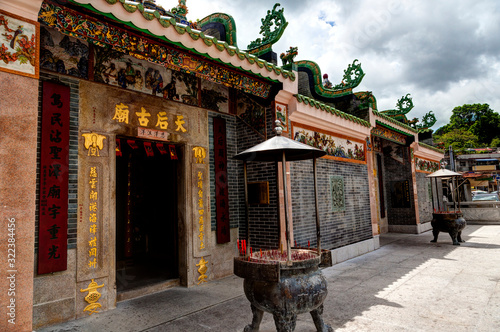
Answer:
[{"left": 233, "top": 122, "right": 332, "bottom": 331}]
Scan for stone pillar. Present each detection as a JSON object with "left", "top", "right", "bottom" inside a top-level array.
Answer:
[
  {"left": 366, "top": 147, "right": 380, "bottom": 236},
  {"left": 0, "top": 71, "right": 39, "bottom": 331},
  {"left": 0, "top": 2, "right": 43, "bottom": 330}
]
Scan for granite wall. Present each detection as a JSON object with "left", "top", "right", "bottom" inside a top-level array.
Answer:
[{"left": 0, "top": 72, "right": 38, "bottom": 331}]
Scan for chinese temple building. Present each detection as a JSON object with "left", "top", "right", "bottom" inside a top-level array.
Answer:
[{"left": 0, "top": 0, "right": 443, "bottom": 330}]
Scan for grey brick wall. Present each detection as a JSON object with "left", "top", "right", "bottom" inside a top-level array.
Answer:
[
  {"left": 36, "top": 72, "right": 79, "bottom": 251},
  {"left": 291, "top": 159, "right": 372, "bottom": 250},
  {"left": 208, "top": 112, "right": 239, "bottom": 231},
  {"left": 235, "top": 105, "right": 280, "bottom": 249},
  {"left": 416, "top": 172, "right": 433, "bottom": 223}
]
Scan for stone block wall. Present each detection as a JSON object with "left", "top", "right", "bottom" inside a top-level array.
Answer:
[{"left": 291, "top": 159, "right": 372, "bottom": 250}]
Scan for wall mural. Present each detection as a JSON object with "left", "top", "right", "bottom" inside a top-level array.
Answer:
[
  {"left": 40, "top": 26, "right": 88, "bottom": 79},
  {"left": 415, "top": 157, "right": 439, "bottom": 173},
  {"left": 275, "top": 102, "right": 288, "bottom": 133},
  {"left": 95, "top": 46, "right": 199, "bottom": 106},
  {"left": 371, "top": 125, "right": 407, "bottom": 145},
  {"left": 236, "top": 90, "right": 266, "bottom": 138},
  {"left": 38, "top": 2, "right": 272, "bottom": 99},
  {"left": 292, "top": 124, "right": 365, "bottom": 163},
  {"left": 0, "top": 9, "right": 39, "bottom": 78},
  {"left": 201, "top": 79, "right": 228, "bottom": 113}
]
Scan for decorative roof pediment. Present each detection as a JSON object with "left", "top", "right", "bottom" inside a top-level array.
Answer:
[{"left": 62, "top": 0, "right": 295, "bottom": 85}]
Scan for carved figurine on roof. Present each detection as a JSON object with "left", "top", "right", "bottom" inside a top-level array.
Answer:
[
  {"left": 170, "top": 0, "right": 188, "bottom": 19},
  {"left": 380, "top": 94, "right": 437, "bottom": 131},
  {"left": 280, "top": 46, "right": 297, "bottom": 67},
  {"left": 246, "top": 3, "right": 288, "bottom": 64}
]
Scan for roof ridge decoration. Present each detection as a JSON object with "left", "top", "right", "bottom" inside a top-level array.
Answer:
[
  {"left": 197, "top": 12, "right": 238, "bottom": 46},
  {"left": 354, "top": 91, "right": 378, "bottom": 111},
  {"left": 296, "top": 59, "right": 364, "bottom": 98},
  {"left": 380, "top": 93, "right": 437, "bottom": 131},
  {"left": 414, "top": 111, "right": 437, "bottom": 131},
  {"left": 381, "top": 93, "right": 413, "bottom": 116},
  {"left": 170, "top": 0, "right": 188, "bottom": 20},
  {"left": 372, "top": 109, "right": 418, "bottom": 134},
  {"left": 247, "top": 3, "right": 288, "bottom": 56},
  {"left": 295, "top": 94, "right": 371, "bottom": 128},
  {"left": 419, "top": 142, "right": 444, "bottom": 153}
]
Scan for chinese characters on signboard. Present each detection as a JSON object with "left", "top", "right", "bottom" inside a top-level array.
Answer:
[
  {"left": 88, "top": 166, "right": 99, "bottom": 269},
  {"left": 213, "top": 118, "right": 230, "bottom": 244},
  {"left": 112, "top": 102, "right": 187, "bottom": 134},
  {"left": 193, "top": 147, "right": 206, "bottom": 251},
  {"left": 37, "top": 81, "right": 69, "bottom": 274}
]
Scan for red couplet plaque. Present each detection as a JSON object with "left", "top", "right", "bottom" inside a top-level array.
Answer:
[
  {"left": 214, "top": 117, "right": 230, "bottom": 244},
  {"left": 37, "top": 81, "right": 70, "bottom": 274}
]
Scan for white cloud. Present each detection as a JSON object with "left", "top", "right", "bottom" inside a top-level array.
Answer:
[{"left": 157, "top": 0, "right": 500, "bottom": 130}]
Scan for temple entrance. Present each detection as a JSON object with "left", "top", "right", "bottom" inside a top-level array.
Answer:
[
  {"left": 115, "top": 137, "right": 179, "bottom": 293},
  {"left": 373, "top": 131, "right": 415, "bottom": 233}
]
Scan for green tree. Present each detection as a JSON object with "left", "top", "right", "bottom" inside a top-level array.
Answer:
[
  {"left": 437, "top": 128, "right": 479, "bottom": 151},
  {"left": 490, "top": 137, "right": 500, "bottom": 147},
  {"left": 447, "top": 104, "right": 500, "bottom": 145}
]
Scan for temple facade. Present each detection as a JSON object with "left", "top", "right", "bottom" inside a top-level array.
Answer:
[{"left": 0, "top": 0, "right": 443, "bottom": 330}]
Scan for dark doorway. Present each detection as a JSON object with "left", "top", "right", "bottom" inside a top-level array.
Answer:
[
  {"left": 115, "top": 137, "right": 179, "bottom": 292},
  {"left": 377, "top": 154, "right": 386, "bottom": 218}
]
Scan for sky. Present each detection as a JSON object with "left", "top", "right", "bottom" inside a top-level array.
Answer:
[{"left": 157, "top": 0, "right": 500, "bottom": 130}]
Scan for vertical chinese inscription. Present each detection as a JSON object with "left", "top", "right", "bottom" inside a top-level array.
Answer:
[
  {"left": 213, "top": 118, "right": 230, "bottom": 244},
  {"left": 88, "top": 166, "right": 99, "bottom": 269},
  {"left": 193, "top": 147, "right": 206, "bottom": 251},
  {"left": 37, "top": 81, "right": 69, "bottom": 274}
]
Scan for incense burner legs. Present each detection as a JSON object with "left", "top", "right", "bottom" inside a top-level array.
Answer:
[
  {"left": 242, "top": 268, "right": 331, "bottom": 332},
  {"left": 430, "top": 213, "right": 466, "bottom": 245}
]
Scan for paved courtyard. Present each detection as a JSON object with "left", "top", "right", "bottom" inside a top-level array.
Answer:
[{"left": 40, "top": 225, "right": 500, "bottom": 331}]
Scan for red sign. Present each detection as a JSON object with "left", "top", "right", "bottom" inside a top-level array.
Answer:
[
  {"left": 37, "top": 82, "right": 70, "bottom": 274},
  {"left": 214, "top": 118, "right": 230, "bottom": 244}
]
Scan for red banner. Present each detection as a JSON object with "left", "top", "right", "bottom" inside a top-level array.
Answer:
[
  {"left": 127, "top": 139, "right": 138, "bottom": 149},
  {"left": 37, "top": 82, "right": 70, "bottom": 274},
  {"left": 214, "top": 118, "right": 230, "bottom": 244},
  {"left": 156, "top": 143, "right": 167, "bottom": 155},
  {"left": 144, "top": 141, "right": 154, "bottom": 157},
  {"left": 169, "top": 145, "right": 178, "bottom": 160}
]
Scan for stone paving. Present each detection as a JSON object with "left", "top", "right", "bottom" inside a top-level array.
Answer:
[{"left": 39, "top": 225, "right": 500, "bottom": 331}]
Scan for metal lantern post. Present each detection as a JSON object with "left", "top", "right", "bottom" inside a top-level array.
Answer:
[{"left": 233, "top": 121, "right": 332, "bottom": 332}]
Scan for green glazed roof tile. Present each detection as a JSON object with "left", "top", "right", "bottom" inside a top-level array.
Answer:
[
  {"left": 419, "top": 142, "right": 444, "bottom": 153},
  {"left": 372, "top": 110, "right": 418, "bottom": 133}
]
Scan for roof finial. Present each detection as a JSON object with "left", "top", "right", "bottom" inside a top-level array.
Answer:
[{"left": 275, "top": 120, "right": 283, "bottom": 136}]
